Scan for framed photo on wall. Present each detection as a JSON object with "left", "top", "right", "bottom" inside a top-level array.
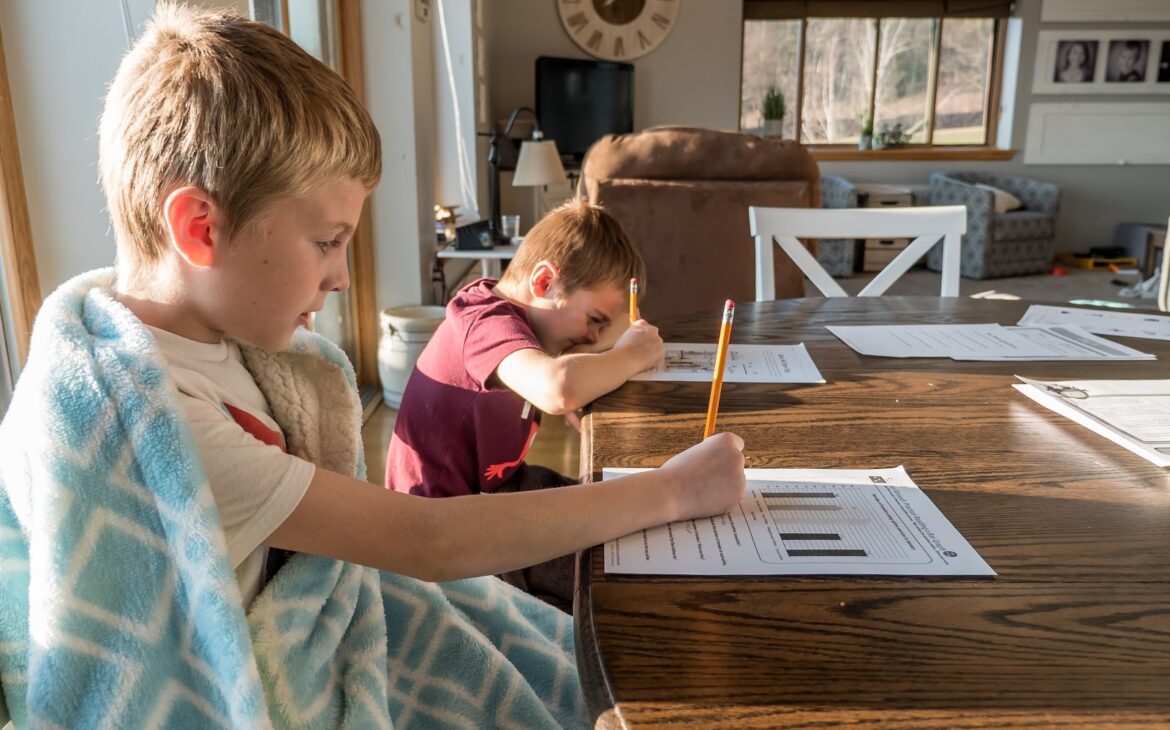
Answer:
[
  {"left": 1033, "top": 30, "right": 1170, "bottom": 94},
  {"left": 1052, "top": 39, "right": 1097, "bottom": 84},
  {"left": 1104, "top": 39, "right": 1150, "bottom": 82}
]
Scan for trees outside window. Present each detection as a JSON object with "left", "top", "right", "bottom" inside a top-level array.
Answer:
[{"left": 741, "top": 16, "right": 1002, "bottom": 149}]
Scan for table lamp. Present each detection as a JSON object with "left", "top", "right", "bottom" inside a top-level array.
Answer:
[{"left": 487, "top": 106, "right": 567, "bottom": 245}]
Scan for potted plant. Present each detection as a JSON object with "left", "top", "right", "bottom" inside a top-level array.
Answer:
[
  {"left": 858, "top": 113, "right": 874, "bottom": 150},
  {"left": 873, "top": 122, "right": 910, "bottom": 150},
  {"left": 762, "top": 86, "right": 785, "bottom": 138}
]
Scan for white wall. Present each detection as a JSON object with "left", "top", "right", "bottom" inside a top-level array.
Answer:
[
  {"left": 3, "top": 0, "right": 439, "bottom": 311},
  {"left": 483, "top": 0, "right": 1170, "bottom": 254},
  {"left": 486, "top": 0, "right": 742, "bottom": 132},
  {"left": 1, "top": 1, "right": 140, "bottom": 295},
  {"left": 484, "top": 0, "right": 744, "bottom": 230}
]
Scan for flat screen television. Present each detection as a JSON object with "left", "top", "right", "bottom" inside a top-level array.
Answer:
[{"left": 535, "top": 56, "right": 633, "bottom": 165}]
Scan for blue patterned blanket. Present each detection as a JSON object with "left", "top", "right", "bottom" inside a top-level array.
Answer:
[{"left": 0, "top": 269, "right": 586, "bottom": 728}]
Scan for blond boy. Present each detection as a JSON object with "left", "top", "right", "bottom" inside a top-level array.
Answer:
[
  {"left": 34, "top": 7, "right": 745, "bottom": 612},
  {"left": 0, "top": 6, "right": 745, "bottom": 725}
]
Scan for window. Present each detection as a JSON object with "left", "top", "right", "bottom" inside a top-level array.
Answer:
[
  {"left": 0, "top": 22, "right": 43, "bottom": 408},
  {"left": 741, "top": 1, "right": 1008, "bottom": 153}
]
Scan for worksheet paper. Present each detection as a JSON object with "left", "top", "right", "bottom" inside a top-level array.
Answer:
[
  {"left": 631, "top": 343, "right": 825, "bottom": 383},
  {"left": 1014, "top": 376, "right": 1170, "bottom": 467},
  {"left": 826, "top": 323, "right": 1154, "bottom": 361},
  {"left": 603, "top": 467, "right": 995, "bottom": 577},
  {"left": 1017, "top": 304, "right": 1170, "bottom": 342}
]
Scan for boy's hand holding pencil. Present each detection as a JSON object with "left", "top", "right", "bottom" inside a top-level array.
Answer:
[
  {"left": 659, "top": 431, "right": 746, "bottom": 519},
  {"left": 613, "top": 318, "right": 663, "bottom": 372},
  {"left": 651, "top": 299, "right": 745, "bottom": 522}
]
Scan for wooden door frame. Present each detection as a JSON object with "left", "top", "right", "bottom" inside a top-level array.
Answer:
[
  {"left": 0, "top": 25, "right": 42, "bottom": 367},
  {"left": 336, "top": 0, "right": 379, "bottom": 390}
]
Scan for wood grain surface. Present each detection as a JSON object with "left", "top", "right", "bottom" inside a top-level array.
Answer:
[{"left": 576, "top": 297, "right": 1170, "bottom": 729}]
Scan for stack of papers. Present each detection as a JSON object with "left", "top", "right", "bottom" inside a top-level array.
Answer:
[
  {"left": 632, "top": 343, "right": 825, "bottom": 383},
  {"left": 603, "top": 467, "right": 995, "bottom": 577},
  {"left": 1017, "top": 304, "right": 1170, "bottom": 342},
  {"left": 826, "top": 323, "right": 1154, "bottom": 361},
  {"left": 1015, "top": 376, "right": 1170, "bottom": 467}
]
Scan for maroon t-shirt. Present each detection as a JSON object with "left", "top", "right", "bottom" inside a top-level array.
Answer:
[{"left": 385, "top": 279, "right": 543, "bottom": 497}]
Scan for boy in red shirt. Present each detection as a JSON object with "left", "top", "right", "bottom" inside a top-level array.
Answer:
[{"left": 387, "top": 199, "right": 662, "bottom": 608}]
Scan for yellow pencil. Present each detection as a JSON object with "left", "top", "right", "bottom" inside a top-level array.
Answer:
[
  {"left": 703, "top": 299, "right": 734, "bottom": 440},
  {"left": 629, "top": 277, "right": 639, "bottom": 323}
]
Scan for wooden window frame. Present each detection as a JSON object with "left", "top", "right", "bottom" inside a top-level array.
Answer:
[
  {"left": 0, "top": 25, "right": 43, "bottom": 367},
  {"left": 741, "top": 14, "right": 1015, "bottom": 161},
  {"left": 335, "top": 0, "right": 380, "bottom": 390}
]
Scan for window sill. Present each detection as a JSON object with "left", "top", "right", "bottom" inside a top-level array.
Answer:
[{"left": 810, "top": 147, "right": 1017, "bottom": 162}]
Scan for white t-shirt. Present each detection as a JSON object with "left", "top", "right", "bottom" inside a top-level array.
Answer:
[{"left": 149, "top": 326, "right": 315, "bottom": 607}]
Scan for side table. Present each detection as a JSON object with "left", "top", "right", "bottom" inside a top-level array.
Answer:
[{"left": 435, "top": 239, "right": 522, "bottom": 279}]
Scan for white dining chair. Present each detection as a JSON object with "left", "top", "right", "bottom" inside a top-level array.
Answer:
[{"left": 748, "top": 205, "right": 967, "bottom": 299}]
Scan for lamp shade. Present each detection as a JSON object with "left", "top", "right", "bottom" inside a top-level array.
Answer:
[{"left": 512, "top": 139, "right": 567, "bottom": 187}]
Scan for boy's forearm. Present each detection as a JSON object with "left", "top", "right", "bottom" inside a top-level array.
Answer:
[
  {"left": 270, "top": 468, "right": 679, "bottom": 582},
  {"left": 413, "top": 472, "right": 678, "bottom": 581},
  {"left": 550, "top": 347, "right": 648, "bottom": 412}
]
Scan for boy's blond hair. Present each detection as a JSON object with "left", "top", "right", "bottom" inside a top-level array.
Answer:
[
  {"left": 499, "top": 199, "right": 645, "bottom": 295},
  {"left": 99, "top": 3, "right": 381, "bottom": 278}
]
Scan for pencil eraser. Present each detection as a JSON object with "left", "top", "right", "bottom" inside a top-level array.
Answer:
[{"left": 725, "top": 299, "right": 734, "bottom": 309}]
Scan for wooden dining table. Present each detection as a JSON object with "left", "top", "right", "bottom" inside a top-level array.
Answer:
[{"left": 575, "top": 296, "right": 1170, "bottom": 729}]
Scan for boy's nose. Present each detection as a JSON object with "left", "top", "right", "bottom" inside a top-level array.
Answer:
[{"left": 325, "top": 261, "right": 350, "bottom": 292}]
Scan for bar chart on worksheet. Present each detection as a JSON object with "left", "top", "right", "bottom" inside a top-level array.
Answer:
[
  {"left": 749, "top": 483, "right": 931, "bottom": 564},
  {"left": 603, "top": 467, "right": 995, "bottom": 576}
]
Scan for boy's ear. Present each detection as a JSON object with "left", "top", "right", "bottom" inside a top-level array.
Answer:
[
  {"left": 163, "top": 186, "right": 220, "bottom": 268},
  {"left": 528, "top": 260, "right": 561, "bottom": 299}
]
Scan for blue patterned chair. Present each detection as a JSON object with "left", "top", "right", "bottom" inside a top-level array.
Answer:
[
  {"left": 819, "top": 175, "right": 858, "bottom": 276},
  {"left": 927, "top": 171, "right": 1060, "bottom": 279}
]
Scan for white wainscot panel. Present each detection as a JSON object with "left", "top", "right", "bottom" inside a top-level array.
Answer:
[
  {"left": 1041, "top": 0, "right": 1170, "bottom": 22},
  {"left": 1025, "top": 102, "right": 1170, "bottom": 165}
]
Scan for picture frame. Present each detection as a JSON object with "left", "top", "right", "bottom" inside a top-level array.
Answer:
[{"left": 1033, "top": 30, "right": 1170, "bottom": 95}]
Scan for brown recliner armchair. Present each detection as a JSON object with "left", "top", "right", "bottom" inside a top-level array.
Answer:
[{"left": 579, "top": 126, "right": 820, "bottom": 320}]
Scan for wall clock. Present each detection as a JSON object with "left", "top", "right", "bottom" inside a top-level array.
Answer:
[{"left": 556, "top": 0, "right": 680, "bottom": 62}]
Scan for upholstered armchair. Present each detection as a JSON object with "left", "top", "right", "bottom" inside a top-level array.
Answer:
[
  {"left": 819, "top": 174, "right": 859, "bottom": 276},
  {"left": 579, "top": 126, "right": 821, "bottom": 320},
  {"left": 927, "top": 172, "right": 1060, "bottom": 279}
]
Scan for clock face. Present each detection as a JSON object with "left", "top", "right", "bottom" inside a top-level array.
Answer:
[{"left": 557, "top": 0, "right": 680, "bottom": 62}]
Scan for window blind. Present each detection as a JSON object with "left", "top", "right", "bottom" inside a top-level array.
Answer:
[{"left": 743, "top": 0, "right": 1013, "bottom": 20}]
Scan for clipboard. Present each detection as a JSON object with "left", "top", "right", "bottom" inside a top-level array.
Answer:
[{"left": 1015, "top": 376, "right": 1170, "bottom": 467}]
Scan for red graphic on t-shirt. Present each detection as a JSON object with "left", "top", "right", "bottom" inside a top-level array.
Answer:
[
  {"left": 223, "top": 402, "right": 286, "bottom": 451},
  {"left": 483, "top": 420, "right": 539, "bottom": 482}
]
